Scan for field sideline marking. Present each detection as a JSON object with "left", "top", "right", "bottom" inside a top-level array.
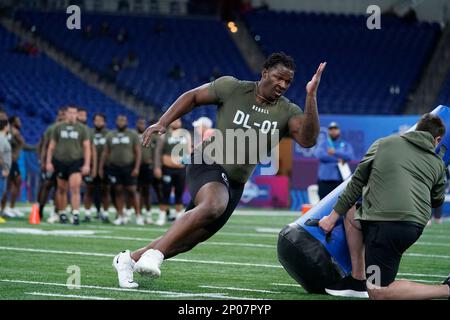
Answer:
[
  {"left": 0, "top": 230, "right": 275, "bottom": 249},
  {"left": 199, "top": 285, "right": 280, "bottom": 294},
  {"left": 0, "top": 246, "right": 282, "bottom": 268},
  {"left": 3, "top": 228, "right": 450, "bottom": 250},
  {"left": 1, "top": 246, "right": 448, "bottom": 279},
  {"left": 271, "top": 283, "right": 302, "bottom": 287},
  {"left": 0, "top": 279, "right": 261, "bottom": 300},
  {"left": 25, "top": 291, "right": 113, "bottom": 300}
]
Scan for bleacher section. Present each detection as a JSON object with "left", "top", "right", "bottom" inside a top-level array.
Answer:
[
  {"left": 15, "top": 10, "right": 255, "bottom": 126},
  {"left": 244, "top": 10, "right": 440, "bottom": 114},
  {"left": 0, "top": 25, "right": 137, "bottom": 145}
]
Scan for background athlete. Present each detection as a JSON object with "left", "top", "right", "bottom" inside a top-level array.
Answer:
[
  {"left": 153, "top": 118, "right": 191, "bottom": 225},
  {"left": 113, "top": 52, "right": 326, "bottom": 288},
  {"left": 100, "top": 115, "right": 142, "bottom": 225},
  {"left": 136, "top": 117, "right": 161, "bottom": 225},
  {"left": 46, "top": 106, "right": 91, "bottom": 225}
]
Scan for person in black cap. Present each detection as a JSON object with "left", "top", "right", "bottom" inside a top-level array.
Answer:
[{"left": 314, "top": 121, "right": 354, "bottom": 199}]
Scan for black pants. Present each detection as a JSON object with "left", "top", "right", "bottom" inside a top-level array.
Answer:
[
  {"left": 161, "top": 166, "right": 186, "bottom": 205},
  {"left": 318, "top": 180, "right": 342, "bottom": 199},
  {"left": 361, "top": 220, "right": 423, "bottom": 287},
  {"left": 185, "top": 159, "right": 245, "bottom": 234}
]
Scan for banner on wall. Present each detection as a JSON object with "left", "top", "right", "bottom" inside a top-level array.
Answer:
[
  {"left": 240, "top": 175, "right": 289, "bottom": 208},
  {"left": 293, "top": 114, "right": 420, "bottom": 160}
]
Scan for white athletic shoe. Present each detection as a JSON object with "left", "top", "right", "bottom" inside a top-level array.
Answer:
[
  {"left": 155, "top": 211, "right": 166, "bottom": 226},
  {"left": 125, "top": 209, "right": 133, "bottom": 218},
  {"left": 11, "top": 208, "right": 24, "bottom": 217},
  {"left": 46, "top": 213, "right": 59, "bottom": 224},
  {"left": 113, "top": 217, "right": 124, "bottom": 226},
  {"left": 134, "top": 249, "right": 164, "bottom": 278},
  {"left": 3, "top": 208, "right": 17, "bottom": 218},
  {"left": 175, "top": 210, "right": 186, "bottom": 220},
  {"left": 112, "top": 250, "right": 139, "bottom": 288},
  {"left": 145, "top": 214, "right": 154, "bottom": 225},
  {"left": 136, "top": 216, "right": 145, "bottom": 226}
]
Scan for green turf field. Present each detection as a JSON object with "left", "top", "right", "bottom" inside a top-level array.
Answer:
[{"left": 0, "top": 204, "right": 449, "bottom": 300}]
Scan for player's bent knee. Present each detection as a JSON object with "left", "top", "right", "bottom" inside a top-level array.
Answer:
[{"left": 206, "top": 198, "right": 228, "bottom": 220}]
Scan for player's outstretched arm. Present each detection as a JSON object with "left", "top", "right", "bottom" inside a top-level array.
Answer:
[
  {"left": 289, "top": 62, "right": 326, "bottom": 148},
  {"left": 142, "top": 83, "right": 218, "bottom": 146}
]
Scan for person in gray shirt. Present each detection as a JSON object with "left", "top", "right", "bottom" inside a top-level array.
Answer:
[{"left": 0, "top": 119, "right": 12, "bottom": 206}]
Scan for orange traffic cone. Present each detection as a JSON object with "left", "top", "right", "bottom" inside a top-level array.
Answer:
[
  {"left": 301, "top": 204, "right": 313, "bottom": 215},
  {"left": 29, "top": 204, "right": 40, "bottom": 225}
]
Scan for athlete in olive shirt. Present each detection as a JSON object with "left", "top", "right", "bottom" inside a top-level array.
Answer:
[
  {"left": 83, "top": 113, "right": 110, "bottom": 223},
  {"left": 37, "top": 107, "right": 66, "bottom": 222},
  {"left": 46, "top": 106, "right": 91, "bottom": 225},
  {"left": 99, "top": 115, "right": 142, "bottom": 225},
  {"left": 113, "top": 52, "right": 326, "bottom": 288},
  {"left": 136, "top": 117, "right": 160, "bottom": 225}
]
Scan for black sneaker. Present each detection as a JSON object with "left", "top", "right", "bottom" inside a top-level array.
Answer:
[
  {"left": 59, "top": 213, "right": 68, "bottom": 224},
  {"left": 73, "top": 214, "right": 80, "bottom": 226},
  {"left": 82, "top": 216, "right": 91, "bottom": 223},
  {"left": 325, "top": 276, "right": 368, "bottom": 298},
  {"left": 442, "top": 275, "right": 450, "bottom": 300}
]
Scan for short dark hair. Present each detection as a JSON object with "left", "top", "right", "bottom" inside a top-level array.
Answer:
[
  {"left": 59, "top": 106, "right": 68, "bottom": 112},
  {"left": 93, "top": 113, "right": 106, "bottom": 121},
  {"left": 8, "top": 115, "right": 19, "bottom": 124},
  {"left": 416, "top": 113, "right": 446, "bottom": 138},
  {"left": 77, "top": 107, "right": 87, "bottom": 113},
  {"left": 0, "top": 119, "right": 8, "bottom": 131},
  {"left": 263, "top": 52, "right": 296, "bottom": 72}
]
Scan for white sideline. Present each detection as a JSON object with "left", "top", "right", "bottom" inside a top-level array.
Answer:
[
  {"left": 271, "top": 283, "right": 302, "bottom": 287},
  {"left": 1, "top": 279, "right": 260, "bottom": 300},
  {"left": 0, "top": 246, "right": 448, "bottom": 279},
  {"left": 0, "top": 246, "right": 282, "bottom": 268},
  {"left": 0, "top": 229, "right": 275, "bottom": 249},
  {"left": 25, "top": 291, "right": 113, "bottom": 300},
  {"left": 199, "top": 285, "right": 280, "bottom": 294},
  {"left": 3, "top": 227, "right": 450, "bottom": 249}
]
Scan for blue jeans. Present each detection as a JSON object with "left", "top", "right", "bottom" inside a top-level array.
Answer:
[{"left": 0, "top": 176, "right": 6, "bottom": 201}]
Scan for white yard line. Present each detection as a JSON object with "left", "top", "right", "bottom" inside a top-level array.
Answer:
[
  {"left": 415, "top": 242, "right": 450, "bottom": 248},
  {"left": 397, "top": 272, "right": 448, "bottom": 279},
  {"left": 199, "top": 285, "right": 279, "bottom": 294},
  {"left": 2, "top": 246, "right": 450, "bottom": 274},
  {"left": 271, "top": 283, "right": 302, "bottom": 288},
  {"left": 404, "top": 252, "right": 450, "bottom": 259},
  {"left": 0, "top": 246, "right": 282, "bottom": 269},
  {"left": 0, "top": 230, "right": 275, "bottom": 249},
  {"left": 1, "top": 279, "right": 260, "bottom": 300},
  {"left": 25, "top": 291, "right": 113, "bottom": 300}
]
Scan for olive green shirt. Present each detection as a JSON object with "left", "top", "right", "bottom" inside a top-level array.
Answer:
[
  {"left": 52, "top": 122, "right": 89, "bottom": 163},
  {"left": 334, "top": 131, "right": 447, "bottom": 227},
  {"left": 162, "top": 129, "right": 191, "bottom": 156},
  {"left": 106, "top": 129, "right": 140, "bottom": 166},
  {"left": 201, "top": 76, "right": 303, "bottom": 183},
  {"left": 93, "top": 128, "right": 109, "bottom": 166},
  {"left": 139, "top": 132, "right": 157, "bottom": 165}
]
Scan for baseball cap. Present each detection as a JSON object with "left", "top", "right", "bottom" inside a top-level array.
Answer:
[
  {"left": 328, "top": 121, "right": 339, "bottom": 129},
  {"left": 192, "top": 117, "right": 213, "bottom": 128}
]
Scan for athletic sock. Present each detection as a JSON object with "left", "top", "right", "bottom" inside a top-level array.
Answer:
[{"left": 84, "top": 208, "right": 92, "bottom": 217}]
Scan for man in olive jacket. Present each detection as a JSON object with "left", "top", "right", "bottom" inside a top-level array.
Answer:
[{"left": 320, "top": 113, "right": 450, "bottom": 300}]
